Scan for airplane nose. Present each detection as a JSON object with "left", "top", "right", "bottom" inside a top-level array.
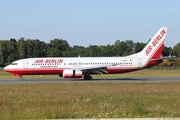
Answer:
[{"left": 4, "top": 66, "right": 8, "bottom": 72}]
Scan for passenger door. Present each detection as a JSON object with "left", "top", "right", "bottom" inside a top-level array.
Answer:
[
  {"left": 23, "top": 60, "right": 28, "bottom": 69},
  {"left": 137, "top": 59, "right": 142, "bottom": 68}
]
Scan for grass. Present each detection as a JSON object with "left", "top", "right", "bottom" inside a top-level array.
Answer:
[
  {"left": 0, "top": 68, "right": 180, "bottom": 119},
  {"left": 0, "top": 82, "right": 180, "bottom": 119}
]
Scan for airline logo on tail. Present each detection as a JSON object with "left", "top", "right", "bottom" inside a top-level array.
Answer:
[{"left": 146, "top": 28, "right": 166, "bottom": 56}]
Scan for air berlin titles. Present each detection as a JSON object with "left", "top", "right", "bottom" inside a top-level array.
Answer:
[
  {"left": 34, "top": 59, "right": 63, "bottom": 64},
  {"left": 146, "top": 29, "right": 166, "bottom": 56}
]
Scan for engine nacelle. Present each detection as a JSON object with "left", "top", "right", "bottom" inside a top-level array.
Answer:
[{"left": 63, "top": 69, "right": 82, "bottom": 78}]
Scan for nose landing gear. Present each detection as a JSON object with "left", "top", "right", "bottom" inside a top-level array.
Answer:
[
  {"left": 14, "top": 74, "right": 23, "bottom": 81},
  {"left": 19, "top": 77, "right": 23, "bottom": 81}
]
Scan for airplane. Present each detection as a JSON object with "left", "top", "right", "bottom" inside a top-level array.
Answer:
[{"left": 4, "top": 27, "right": 167, "bottom": 80}]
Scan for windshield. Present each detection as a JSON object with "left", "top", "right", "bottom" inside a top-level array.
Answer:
[{"left": 10, "top": 63, "right": 18, "bottom": 65}]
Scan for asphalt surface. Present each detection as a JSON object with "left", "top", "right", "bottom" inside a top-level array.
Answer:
[{"left": 0, "top": 76, "right": 180, "bottom": 84}]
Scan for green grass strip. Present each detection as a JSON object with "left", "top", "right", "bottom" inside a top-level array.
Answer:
[{"left": 0, "top": 82, "right": 180, "bottom": 119}]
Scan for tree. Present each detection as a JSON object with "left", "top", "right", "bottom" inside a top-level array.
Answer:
[
  {"left": 112, "top": 40, "right": 134, "bottom": 56},
  {"left": 125, "top": 40, "right": 134, "bottom": 55},
  {"left": 105, "top": 44, "right": 114, "bottom": 56},
  {"left": 172, "top": 43, "right": 180, "bottom": 57},
  {"left": 26, "top": 39, "right": 34, "bottom": 58},
  {"left": 134, "top": 42, "right": 146, "bottom": 53},
  {"left": 70, "top": 45, "right": 86, "bottom": 57},
  {"left": 39, "top": 41, "right": 48, "bottom": 57},
  {"left": 17, "top": 38, "right": 27, "bottom": 59},
  {"left": 0, "top": 40, "right": 7, "bottom": 66},
  {"left": 113, "top": 40, "right": 122, "bottom": 56},
  {"left": 47, "top": 39, "right": 70, "bottom": 57},
  {"left": 87, "top": 45, "right": 99, "bottom": 57},
  {"left": 162, "top": 46, "right": 172, "bottom": 57},
  {"left": 6, "top": 38, "right": 18, "bottom": 64},
  {"left": 98, "top": 45, "right": 107, "bottom": 56}
]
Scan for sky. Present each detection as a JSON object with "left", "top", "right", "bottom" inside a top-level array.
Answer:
[{"left": 0, "top": 0, "right": 180, "bottom": 47}]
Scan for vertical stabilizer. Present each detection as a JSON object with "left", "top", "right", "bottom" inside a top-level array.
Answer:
[{"left": 128, "top": 27, "right": 167, "bottom": 59}]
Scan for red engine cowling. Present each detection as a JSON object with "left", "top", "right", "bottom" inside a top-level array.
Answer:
[{"left": 63, "top": 69, "right": 82, "bottom": 78}]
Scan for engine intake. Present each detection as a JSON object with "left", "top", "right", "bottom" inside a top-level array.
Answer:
[{"left": 63, "top": 69, "right": 82, "bottom": 78}]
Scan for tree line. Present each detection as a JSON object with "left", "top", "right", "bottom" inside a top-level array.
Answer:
[{"left": 0, "top": 38, "right": 180, "bottom": 67}]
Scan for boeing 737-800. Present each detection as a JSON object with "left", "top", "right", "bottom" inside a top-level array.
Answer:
[{"left": 4, "top": 27, "right": 167, "bottom": 80}]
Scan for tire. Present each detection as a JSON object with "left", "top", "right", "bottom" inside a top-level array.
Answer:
[{"left": 20, "top": 77, "right": 23, "bottom": 81}]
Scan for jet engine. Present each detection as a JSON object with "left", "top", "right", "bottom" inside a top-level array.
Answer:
[{"left": 63, "top": 69, "right": 82, "bottom": 78}]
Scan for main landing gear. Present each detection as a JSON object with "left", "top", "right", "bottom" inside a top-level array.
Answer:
[{"left": 83, "top": 75, "right": 92, "bottom": 80}]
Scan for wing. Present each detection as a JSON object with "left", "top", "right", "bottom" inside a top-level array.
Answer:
[{"left": 79, "top": 64, "right": 117, "bottom": 74}]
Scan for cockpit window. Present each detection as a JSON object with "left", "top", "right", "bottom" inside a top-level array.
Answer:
[{"left": 10, "top": 63, "right": 18, "bottom": 65}]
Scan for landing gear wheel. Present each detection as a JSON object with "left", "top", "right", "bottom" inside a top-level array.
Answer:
[
  {"left": 83, "top": 75, "right": 92, "bottom": 80},
  {"left": 20, "top": 77, "right": 23, "bottom": 81},
  {"left": 83, "top": 75, "right": 87, "bottom": 80},
  {"left": 88, "top": 76, "right": 92, "bottom": 80}
]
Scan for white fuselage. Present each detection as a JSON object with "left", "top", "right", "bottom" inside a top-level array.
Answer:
[{"left": 4, "top": 56, "right": 155, "bottom": 75}]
